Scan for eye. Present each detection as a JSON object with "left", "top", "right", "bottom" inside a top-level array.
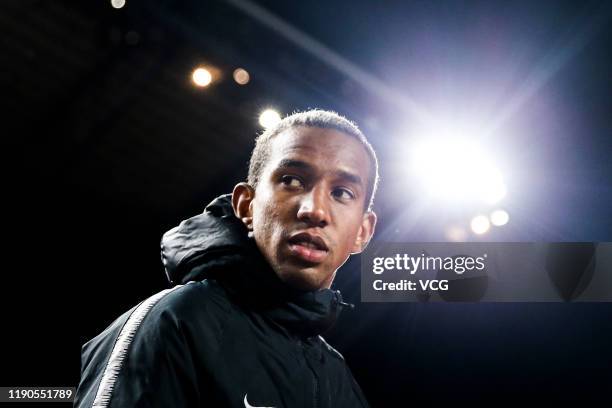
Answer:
[
  {"left": 332, "top": 187, "right": 355, "bottom": 201},
  {"left": 280, "top": 175, "right": 304, "bottom": 189}
]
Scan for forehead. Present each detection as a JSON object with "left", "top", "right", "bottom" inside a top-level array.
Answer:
[{"left": 267, "top": 126, "right": 370, "bottom": 180}]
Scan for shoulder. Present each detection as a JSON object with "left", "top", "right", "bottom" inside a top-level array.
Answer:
[
  {"left": 317, "top": 335, "right": 346, "bottom": 361},
  {"left": 153, "top": 280, "right": 233, "bottom": 318},
  {"left": 82, "top": 280, "right": 233, "bottom": 356},
  {"left": 136, "top": 280, "right": 236, "bottom": 341},
  {"left": 77, "top": 280, "right": 238, "bottom": 407},
  {"left": 315, "top": 337, "right": 371, "bottom": 407}
]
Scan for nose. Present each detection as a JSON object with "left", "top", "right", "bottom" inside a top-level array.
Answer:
[{"left": 297, "top": 186, "right": 330, "bottom": 228}]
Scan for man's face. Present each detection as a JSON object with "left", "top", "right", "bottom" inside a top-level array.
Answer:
[{"left": 246, "top": 126, "right": 376, "bottom": 291}]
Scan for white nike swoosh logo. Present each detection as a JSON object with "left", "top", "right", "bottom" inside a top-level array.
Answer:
[{"left": 244, "top": 393, "right": 276, "bottom": 408}]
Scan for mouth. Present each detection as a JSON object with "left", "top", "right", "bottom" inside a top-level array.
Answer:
[{"left": 286, "top": 232, "right": 329, "bottom": 264}]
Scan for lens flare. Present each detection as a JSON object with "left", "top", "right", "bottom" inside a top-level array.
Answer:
[
  {"left": 233, "top": 68, "right": 250, "bottom": 85},
  {"left": 471, "top": 215, "right": 491, "bottom": 235},
  {"left": 490, "top": 209, "right": 510, "bottom": 226}
]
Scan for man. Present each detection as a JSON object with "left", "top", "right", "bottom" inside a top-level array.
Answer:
[{"left": 75, "top": 109, "right": 379, "bottom": 407}]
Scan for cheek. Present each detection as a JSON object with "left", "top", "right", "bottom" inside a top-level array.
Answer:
[
  {"left": 252, "top": 201, "right": 282, "bottom": 241},
  {"left": 337, "top": 234, "right": 357, "bottom": 255},
  {"left": 335, "top": 215, "right": 364, "bottom": 251}
]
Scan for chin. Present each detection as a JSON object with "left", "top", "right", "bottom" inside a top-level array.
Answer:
[{"left": 277, "top": 266, "right": 329, "bottom": 292}]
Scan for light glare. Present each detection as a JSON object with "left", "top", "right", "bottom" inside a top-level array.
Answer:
[
  {"left": 490, "top": 209, "right": 510, "bottom": 226},
  {"left": 471, "top": 215, "right": 491, "bottom": 235},
  {"left": 411, "top": 139, "right": 506, "bottom": 205},
  {"left": 259, "top": 109, "right": 281, "bottom": 129},
  {"left": 192, "top": 67, "right": 212, "bottom": 87}
]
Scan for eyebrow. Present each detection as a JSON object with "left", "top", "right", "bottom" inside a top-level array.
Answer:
[
  {"left": 275, "top": 159, "right": 364, "bottom": 187},
  {"left": 276, "top": 159, "right": 312, "bottom": 172}
]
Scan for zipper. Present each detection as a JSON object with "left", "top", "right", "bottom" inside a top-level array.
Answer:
[
  {"left": 299, "top": 339, "right": 320, "bottom": 408},
  {"left": 334, "top": 290, "right": 355, "bottom": 310}
]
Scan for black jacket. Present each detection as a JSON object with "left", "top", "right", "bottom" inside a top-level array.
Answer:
[{"left": 75, "top": 194, "right": 370, "bottom": 407}]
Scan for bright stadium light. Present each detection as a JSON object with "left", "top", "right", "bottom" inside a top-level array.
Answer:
[
  {"left": 490, "top": 209, "right": 510, "bottom": 226},
  {"left": 410, "top": 137, "right": 507, "bottom": 205},
  {"left": 259, "top": 109, "right": 281, "bottom": 129},
  {"left": 111, "top": 0, "right": 126, "bottom": 9},
  {"left": 471, "top": 215, "right": 491, "bottom": 235},
  {"left": 192, "top": 67, "right": 212, "bottom": 87}
]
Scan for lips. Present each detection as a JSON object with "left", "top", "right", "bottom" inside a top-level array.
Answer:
[{"left": 287, "top": 232, "right": 329, "bottom": 263}]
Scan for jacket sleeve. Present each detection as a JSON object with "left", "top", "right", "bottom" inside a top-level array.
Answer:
[{"left": 75, "top": 288, "right": 200, "bottom": 407}]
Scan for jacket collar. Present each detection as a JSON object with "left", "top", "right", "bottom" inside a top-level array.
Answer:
[{"left": 160, "top": 194, "right": 348, "bottom": 337}]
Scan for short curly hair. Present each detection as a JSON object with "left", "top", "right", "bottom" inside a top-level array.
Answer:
[{"left": 248, "top": 109, "right": 379, "bottom": 211}]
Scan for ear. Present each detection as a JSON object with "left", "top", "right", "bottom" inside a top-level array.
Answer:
[
  {"left": 231, "top": 182, "right": 256, "bottom": 230},
  {"left": 351, "top": 210, "right": 377, "bottom": 254}
]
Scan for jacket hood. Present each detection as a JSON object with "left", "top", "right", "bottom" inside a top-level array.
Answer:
[
  {"left": 161, "top": 194, "right": 250, "bottom": 285},
  {"left": 160, "top": 194, "right": 349, "bottom": 337}
]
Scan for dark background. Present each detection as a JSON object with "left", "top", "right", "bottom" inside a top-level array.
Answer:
[{"left": 2, "top": 0, "right": 611, "bottom": 406}]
